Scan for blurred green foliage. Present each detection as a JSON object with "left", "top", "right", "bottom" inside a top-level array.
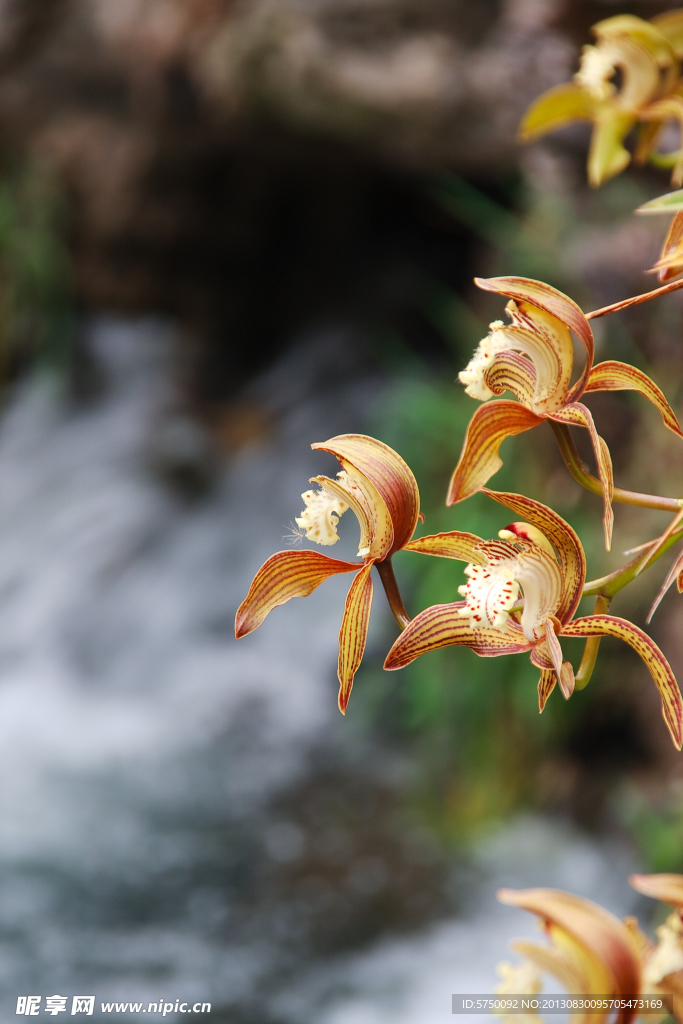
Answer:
[{"left": 0, "top": 158, "right": 72, "bottom": 384}]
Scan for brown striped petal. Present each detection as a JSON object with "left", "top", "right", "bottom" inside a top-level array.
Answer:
[
  {"left": 235, "top": 550, "right": 360, "bottom": 638},
  {"left": 337, "top": 561, "right": 374, "bottom": 714},
  {"left": 537, "top": 669, "right": 556, "bottom": 712},
  {"left": 482, "top": 490, "right": 586, "bottom": 625},
  {"left": 312, "top": 435, "right": 420, "bottom": 556},
  {"left": 403, "top": 531, "right": 486, "bottom": 564},
  {"left": 447, "top": 402, "right": 542, "bottom": 505},
  {"left": 560, "top": 614, "right": 683, "bottom": 750},
  {"left": 630, "top": 873, "right": 683, "bottom": 907},
  {"left": 474, "top": 277, "right": 594, "bottom": 399},
  {"left": 383, "top": 602, "right": 529, "bottom": 670},
  {"left": 483, "top": 351, "right": 537, "bottom": 406},
  {"left": 585, "top": 360, "right": 683, "bottom": 438},
  {"left": 550, "top": 402, "right": 614, "bottom": 550},
  {"left": 497, "top": 888, "right": 642, "bottom": 1021}
]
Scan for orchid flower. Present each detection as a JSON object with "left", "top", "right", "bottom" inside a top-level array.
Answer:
[
  {"left": 450, "top": 277, "right": 683, "bottom": 549},
  {"left": 385, "top": 489, "right": 683, "bottom": 748},
  {"left": 629, "top": 873, "right": 683, "bottom": 1003},
  {"left": 496, "top": 887, "right": 644, "bottom": 1024},
  {"left": 235, "top": 434, "right": 420, "bottom": 713},
  {"left": 519, "top": 12, "right": 683, "bottom": 187}
]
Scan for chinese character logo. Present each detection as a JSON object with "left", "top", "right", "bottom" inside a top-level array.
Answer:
[{"left": 71, "top": 997, "right": 94, "bottom": 1016}]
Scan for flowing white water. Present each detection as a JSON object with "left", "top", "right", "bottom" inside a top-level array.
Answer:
[{"left": 0, "top": 318, "right": 644, "bottom": 1020}]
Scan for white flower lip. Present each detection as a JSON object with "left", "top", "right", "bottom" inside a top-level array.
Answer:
[{"left": 296, "top": 486, "right": 348, "bottom": 546}]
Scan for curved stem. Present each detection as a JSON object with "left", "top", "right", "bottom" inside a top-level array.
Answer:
[
  {"left": 551, "top": 421, "right": 682, "bottom": 512},
  {"left": 575, "top": 595, "right": 611, "bottom": 691},
  {"left": 583, "top": 519, "right": 683, "bottom": 599},
  {"left": 585, "top": 277, "right": 683, "bottom": 320},
  {"left": 376, "top": 558, "right": 411, "bottom": 631}
]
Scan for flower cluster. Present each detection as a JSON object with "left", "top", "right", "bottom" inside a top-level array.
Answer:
[
  {"left": 497, "top": 872, "right": 683, "bottom": 1021},
  {"left": 520, "top": 12, "right": 683, "bottom": 188},
  {"left": 235, "top": 272, "right": 683, "bottom": 748}
]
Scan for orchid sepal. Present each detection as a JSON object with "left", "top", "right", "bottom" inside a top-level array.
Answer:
[{"left": 235, "top": 549, "right": 361, "bottom": 638}]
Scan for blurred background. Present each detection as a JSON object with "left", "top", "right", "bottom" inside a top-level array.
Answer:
[{"left": 0, "top": 0, "right": 683, "bottom": 1019}]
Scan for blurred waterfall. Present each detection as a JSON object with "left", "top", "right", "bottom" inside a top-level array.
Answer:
[{"left": 0, "top": 318, "right": 642, "bottom": 1021}]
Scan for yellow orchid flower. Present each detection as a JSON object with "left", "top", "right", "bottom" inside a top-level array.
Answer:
[
  {"left": 520, "top": 13, "right": 683, "bottom": 187},
  {"left": 629, "top": 873, "right": 683, "bottom": 1006},
  {"left": 384, "top": 489, "right": 683, "bottom": 748},
  {"left": 234, "top": 434, "right": 420, "bottom": 713},
  {"left": 496, "top": 887, "right": 645, "bottom": 1024},
  {"left": 449, "top": 276, "right": 683, "bottom": 550}
]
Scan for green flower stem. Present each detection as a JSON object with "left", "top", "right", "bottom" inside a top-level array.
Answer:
[
  {"left": 583, "top": 523, "right": 683, "bottom": 599},
  {"left": 574, "top": 594, "right": 611, "bottom": 691},
  {"left": 550, "top": 421, "right": 683, "bottom": 513},
  {"left": 585, "top": 277, "right": 683, "bottom": 320},
  {"left": 376, "top": 557, "right": 411, "bottom": 631}
]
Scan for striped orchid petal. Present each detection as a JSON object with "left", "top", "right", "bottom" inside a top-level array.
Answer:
[
  {"left": 482, "top": 490, "right": 586, "bottom": 625},
  {"left": 383, "top": 602, "right": 529, "bottom": 671},
  {"left": 497, "top": 888, "right": 642, "bottom": 1023},
  {"left": 403, "top": 531, "right": 486, "bottom": 564},
  {"left": 483, "top": 351, "right": 537, "bottom": 406},
  {"left": 550, "top": 402, "right": 614, "bottom": 550},
  {"left": 560, "top": 614, "right": 683, "bottom": 749},
  {"left": 474, "top": 277, "right": 594, "bottom": 399},
  {"left": 337, "top": 561, "right": 374, "bottom": 714},
  {"left": 537, "top": 668, "right": 556, "bottom": 712},
  {"left": 585, "top": 360, "right": 683, "bottom": 436},
  {"left": 313, "top": 434, "right": 420, "bottom": 556},
  {"left": 235, "top": 550, "right": 361, "bottom": 638},
  {"left": 447, "top": 401, "right": 542, "bottom": 506}
]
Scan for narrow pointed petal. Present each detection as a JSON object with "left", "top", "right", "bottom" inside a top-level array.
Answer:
[
  {"left": 497, "top": 888, "right": 642, "bottom": 1013},
  {"left": 482, "top": 490, "right": 586, "bottom": 625},
  {"left": 313, "top": 435, "right": 420, "bottom": 555},
  {"left": 630, "top": 873, "right": 683, "bottom": 907},
  {"left": 538, "top": 669, "right": 556, "bottom": 712},
  {"left": 560, "top": 661, "right": 575, "bottom": 700},
  {"left": 404, "top": 531, "right": 486, "bottom": 564},
  {"left": 638, "top": 506, "right": 683, "bottom": 585},
  {"left": 545, "top": 619, "right": 564, "bottom": 678},
  {"left": 560, "top": 615, "right": 683, "bottom": 749},
  {"left": 651, "top": 210, "right": 683, "bottom": 282},
  {"left": 647, "top": 548, "right": 683, "bottom": 623},
  {"left": 337, "top": 562, "right": 373, "bottom": 714},
  {"left": 638, "top": 189, "right": 683, "bottom": 214},
  {"left": 474, "top": 278, "right": 594, "bottom": 399},
  {"left": 509, "top": 940, "right": 585, "bottom": 1002},
  {"left": 235, "top": 550, "right": 360, "bottom": 638},
  {"left": 447, "top": 402, "right": 542, "bottom": 505},
  {"left": 551, "top": 402, "right": 614, "bottom": 550},
  {"left": 384, "top": 602, "right": 529, "bottom": 670},
  {"left": 483, "top": 351, "right": 537, "bottom": 406},
  {"left": 519, "top": 83, "right": 596, "bottom": 140},
  {"left": 585, "top": 360, "right": 683, "bottom": 437},
  {"left": 587, "top": 110, "right": 636, "bottom": 188}
]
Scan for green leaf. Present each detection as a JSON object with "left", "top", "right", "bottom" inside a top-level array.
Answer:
[{"left": 637, "top": 188, "right": 683, "bottom": 214}]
